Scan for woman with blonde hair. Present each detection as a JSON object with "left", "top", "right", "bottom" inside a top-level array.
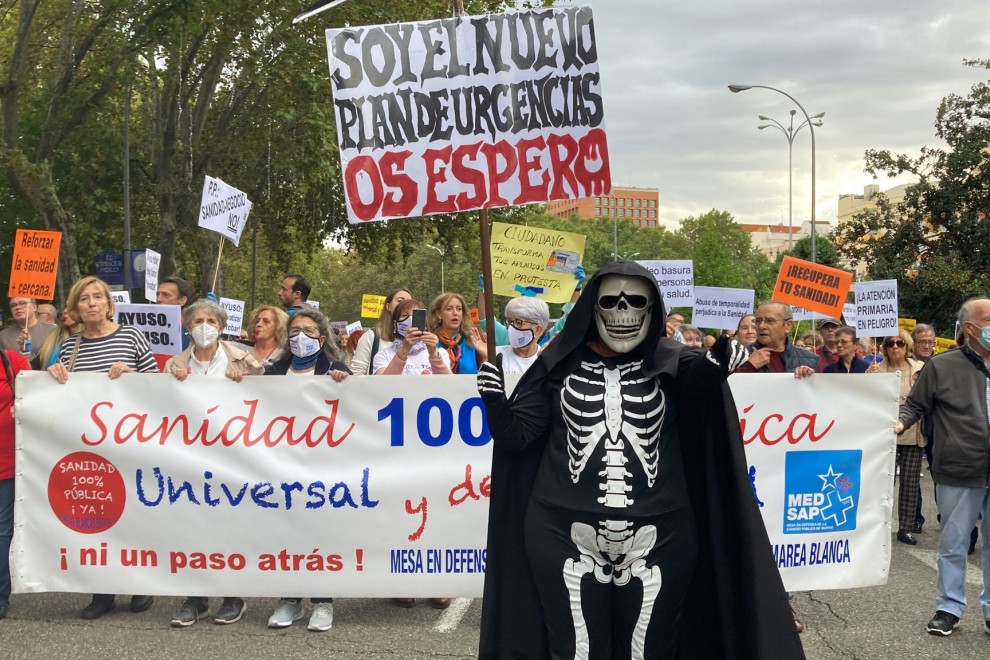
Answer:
[
  {"left": 428, "top": 292, "right": 486, "bottom": 374},
  {"left": 33, "top": 308, "right": 80, "bottom": 369},
  {"left": 246, "top": 304, "right": 289, "bottom": 368}
]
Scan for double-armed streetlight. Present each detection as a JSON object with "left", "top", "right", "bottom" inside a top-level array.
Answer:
[
  {"left": 729, "top": 84, "right": 822, "bottom": 263},
  {"left": 757, "top": 109, "right": 825, "bottom": 250}
]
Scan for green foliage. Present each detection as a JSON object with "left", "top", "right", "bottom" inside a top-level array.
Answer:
[{"left": 835, "top": 59, "right": 990, "bottom": 333}]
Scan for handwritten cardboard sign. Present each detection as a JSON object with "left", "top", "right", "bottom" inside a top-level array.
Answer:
[
  {"left": 490, "top": 222, "right": 586, "bottom": 304},
  {"left": 9, "top": 229, "right": 61, "bottom": 300},
  {"left": 219, "top": 298, "right": 245, "bottom": 336},
  {"left": 854, "top": 280, "right": 898, "bottom": 337},
  {"left": 772, "top": 256, "right": 852, "bottom": 319},
  {"left": 199, "top": 176, "right": 252, "bottom": 246},
  {"left": 144, "top": 249, "right": 161, "bottom": 303}
]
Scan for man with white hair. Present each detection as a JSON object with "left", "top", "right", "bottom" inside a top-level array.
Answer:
[
  {"left": 897, "top": 297, "right": 990, "bottom": 637},
  {"left": 496, "top": 297, "right": 550, "bottom": 374}
]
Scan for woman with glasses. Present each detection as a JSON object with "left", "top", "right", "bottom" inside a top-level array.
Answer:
[
  {"left": 496, "top": 297, "right": 549, "bottom": 375},
  {"left": 264, "top": 307, "right": 350, "bottom": 632},
  {"left": 869, "top": 330, "right": 925, "bottom": 545},
  {"left": 823, "top": 326, "right": 869, "bottom": 373}
]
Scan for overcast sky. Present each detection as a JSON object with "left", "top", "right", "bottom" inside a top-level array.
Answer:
[{"left": 576, "top": 0, "right": 989, "bottom": 229}]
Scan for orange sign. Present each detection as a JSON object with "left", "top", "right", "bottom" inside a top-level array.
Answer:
[
  {"left": 469, "top": 307, "right": 480, "bottom": 325},
  {"left": 8, "top": 229, "right": 61, "bottom": 300},
  {"left": 771, "top": 256, "right": 853, "bottom": 319}
]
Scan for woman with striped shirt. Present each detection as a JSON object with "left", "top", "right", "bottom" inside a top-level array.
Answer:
[{"left": 47, "top": 275, "right": 158, "bottom": 620}]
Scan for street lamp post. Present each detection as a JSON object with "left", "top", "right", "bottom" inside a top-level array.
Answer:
[
  {"left": 426, "top": 244, "right": 445, "bottom": 295},
  {"left": 756, "top": 109, "right": 824, "bottom": 251},
  {"left": 729, "top": 84, "right": 821, "bottom": 263}
]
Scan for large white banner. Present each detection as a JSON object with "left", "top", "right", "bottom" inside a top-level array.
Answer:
[
  {"left": 14, "top": 372, "right": 896, "bottom": 595},
  {"left": 326, "top": 7, "right": 610, "bottom": 223},
  {"left": 730, "top": 374, "right": 899, "bottom": 591},
  {"left": 114, "top": 303, "right": 183, "bottom": 356}
]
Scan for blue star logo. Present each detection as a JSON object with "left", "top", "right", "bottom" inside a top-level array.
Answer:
[{"left": 818, "top": 465, "right": 842, "bottom": 491}]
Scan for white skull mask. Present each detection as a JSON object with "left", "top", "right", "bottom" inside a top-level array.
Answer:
[{"left": 593, "top": 275, "right": 655, "bottom": 353}]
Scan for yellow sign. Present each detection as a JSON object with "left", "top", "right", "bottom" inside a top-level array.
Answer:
[
  {"left": 490, "top": 222, "right": 586, "bottom": 304},
  {"left": 898, "top": 318, "right": 916, "bottom": 333},
  {"left": 361, "top": 294, "right": 386, "bottom": 318},
  {"left": 934, "top": 337, "right": 957, "bottom": 354}
]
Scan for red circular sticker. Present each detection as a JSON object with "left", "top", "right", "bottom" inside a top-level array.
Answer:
[{"left": 47, "top": 452, "right": 126, "bottom": 534}]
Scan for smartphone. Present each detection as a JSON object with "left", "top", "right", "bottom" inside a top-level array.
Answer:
[{"left": 411, "top": 309, "right": 427, "bottom": 331}]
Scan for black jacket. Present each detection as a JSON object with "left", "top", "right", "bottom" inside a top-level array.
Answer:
[{"left": 479, "top": 260, "right": 804, "bottom": 659}]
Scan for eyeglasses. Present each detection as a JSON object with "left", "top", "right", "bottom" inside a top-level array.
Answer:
[
  {"left": 9, "top": 301, "right": 30, "bottom": 309},
  {"left": 883, "top": 340, "right": 906, "bottom": 348},
  {"left": 288, "top": 326, "right": 321, "bottom": 338},
  {"left": 753, "top": 317, "right": 791, "bottom": 326},
  {"left": 506, "top": 318, "right": 535, "bottom": 330}
]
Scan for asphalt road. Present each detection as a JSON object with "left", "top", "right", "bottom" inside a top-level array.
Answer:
[{"left": 2, "top": 476, "right": 987, "bottom": 659}]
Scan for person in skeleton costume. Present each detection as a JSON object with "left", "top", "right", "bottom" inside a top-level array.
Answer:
[{"left": 476, "top": 261, "right": 804, "bottom": 660}]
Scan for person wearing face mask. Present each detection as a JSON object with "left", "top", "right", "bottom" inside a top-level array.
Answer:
[
  {"left": 374, "top": 300, "right": 451, "bottom": 376},
  {"left": 896, "top": 297, "right": 990, "bottom": 637},
  {"left": 163, "top": 299, "right": 262, "bottom": 628},
  {"left": 495, "top": 297, "right": 550, "bottom": 375},
  {"left": 264, "top": 307, "right": 350, "bottom": 631},
  {"left": 351, "top": 288, "right": 413, "bottom": 375}
]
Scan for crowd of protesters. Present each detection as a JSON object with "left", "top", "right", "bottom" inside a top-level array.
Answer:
[{"left": 0, "top": 266, "right": 986, "bottom": 644}]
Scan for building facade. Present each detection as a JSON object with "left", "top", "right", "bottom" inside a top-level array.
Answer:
[{"left": 546, "top": 186, "right": 660, "bottom": 228}]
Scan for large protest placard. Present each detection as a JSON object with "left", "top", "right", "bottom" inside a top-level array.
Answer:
[
  {"left": 692, "top": 286, "right": 754, "bottom": 329},
  {"left": 326, "top": 7, "right": 610, "bottom": 223},
  {"left": 854, "top": 280, "right": 898, "bottom": 337},
  {"left": 730, "top": 374, "right": 898, "bottom": 591},
  {"left": 772, "top": 256, "right": 853, "bottom": 319},
  {"left": 490, "top": 222, "right": 586, "bottom": 303},
  {"left": 13, "top": 373, "right": 896, "bottom": 595},
  {"left": 114, "top": 303, "right": 183, "bottom": 356},
  {"left": 361, "top": 294, "right": 386, "bottom": 318},
  {"left": 199, "top": 176, "right": 252, "bottom": 246},
  {"left": 637, "top": 260, "right": 694, "bottom": 307},
  {"left": 9, "top": 229, "right": 61, "bottom": 300}
]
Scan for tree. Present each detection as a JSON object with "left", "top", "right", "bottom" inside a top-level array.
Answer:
[
  {"left": 676, "top": 209, "right": 775, "bottom": 296},
  {"left": 835, "top": 59, "right": 990, "bottom": 333}
]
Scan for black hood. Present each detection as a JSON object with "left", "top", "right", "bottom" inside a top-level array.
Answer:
[{"left": 539, "top": 260, "right": 681, "bottom": 378}]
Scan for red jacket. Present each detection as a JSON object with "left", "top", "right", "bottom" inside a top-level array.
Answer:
[{"left": 0, "top": 350, "right": 31, "bottom": 480}]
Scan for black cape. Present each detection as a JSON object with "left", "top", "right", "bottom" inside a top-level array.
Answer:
[{"left": 479, "top": 260, "right": 805, "bottom": 659}]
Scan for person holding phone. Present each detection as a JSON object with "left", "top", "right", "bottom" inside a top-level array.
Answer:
[
  {"left": 374, "top": 300, "right": 451, "bottom": 375},
  {"left": 350, "top": 288, "right": 413, "bottom": 375},
  {"left": 428, "top": 292, "right": 486, "bottom": 374}
]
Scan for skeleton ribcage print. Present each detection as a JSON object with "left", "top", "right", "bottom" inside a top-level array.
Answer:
[{"left": 560, "top": 359, "right": 664, "bottom": 509}]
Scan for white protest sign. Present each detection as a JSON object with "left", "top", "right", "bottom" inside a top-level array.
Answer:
[
  {"left": 144, "top": 249, "right": 161, "bottom": 303},
  {"left": 114, "top": 303, "right": 183, "bottom": 356},
  {"left": 854, "top": 280, "right": 898, "bottom": 337},
  {"left": 199, "top": 176, "right": 252, "bottom": 246},
  {"left": 326, "top": 7, "right": 610, "bottom": 224},
  {"left": 791, "top": 306, "right": 828, "bottom": 322},
  {"left": 637, "top": 260, "right": 694, "bottom": 306},
  {"left": 307, "top": 300, "right": 320, "bottom": 310},
  {"left": 346, "top": 321, "right": 363, "bottom": 334},
  {"left": 731, "top": 373, "right": 898, "bottom": 591},
  {"left": 692, "top": 286, "right": 754, "bottom": 330},
  {"left": 111, "top": 291, "right": 131, "bottom": 305},
  {"left": 13, "top": 372, "right": 896, "bottom": 595},
  {"left": 219, "top": 298, "right": 245, "bottom": 336},
  {"left": 842, "top": 303, "right": 857, "bottom": 326}
]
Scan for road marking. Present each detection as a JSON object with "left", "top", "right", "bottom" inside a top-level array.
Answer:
[
  {"left": 433, "top": 597, "right": 473, "bottom": 633},
  {"left": 905, "top": 548, "right": 981, "bottom": 586}
]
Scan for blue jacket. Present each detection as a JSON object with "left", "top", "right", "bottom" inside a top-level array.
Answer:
[{"left": 823, "top": 355, "right": 869, "bottom": 374}]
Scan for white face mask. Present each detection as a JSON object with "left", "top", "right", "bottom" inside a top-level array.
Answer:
[
  {"left": 289, "top": 333, "right": 322, "bottom": 358},
  {"left": 190, "top": 323, "right": 219, "bottom": 348},
  {"left": 507, "top": 325, "right": 535, "bottom": 349},
  {"left": 395, "top": 316, "right": 413, "bottom": 337}
]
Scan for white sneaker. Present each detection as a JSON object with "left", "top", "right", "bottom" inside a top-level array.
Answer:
[
  {"left": 267, "top": 599, "right": 304, "bottom": 628},
  {"left": 307, "top": 602, "right": 334, "bottom": 632}
]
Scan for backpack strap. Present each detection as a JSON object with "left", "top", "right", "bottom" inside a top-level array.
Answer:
[{"left": 368, "top": 333, "right": 381, "bottom": 375}]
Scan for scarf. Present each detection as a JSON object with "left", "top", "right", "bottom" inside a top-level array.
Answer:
[
  {"left": 290, "top": 351, "right": 321, "bottom": 372},
  {"left": 437, "top": 326, "right": 463, "bottom": 374}
]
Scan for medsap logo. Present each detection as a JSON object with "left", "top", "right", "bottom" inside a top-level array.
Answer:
[{"left": 783, "top": 450, "right": 861, "bottom": 534}]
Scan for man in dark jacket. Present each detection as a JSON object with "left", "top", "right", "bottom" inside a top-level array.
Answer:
[
  {"left": 475, "top": 262, "right": 804, "bottom": 659},
  {"left": 735, "top": 301, "right": 817, "bottom": 377},
  {"left": 897, "top": 298, "right": 990, "bottom": 637}
]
